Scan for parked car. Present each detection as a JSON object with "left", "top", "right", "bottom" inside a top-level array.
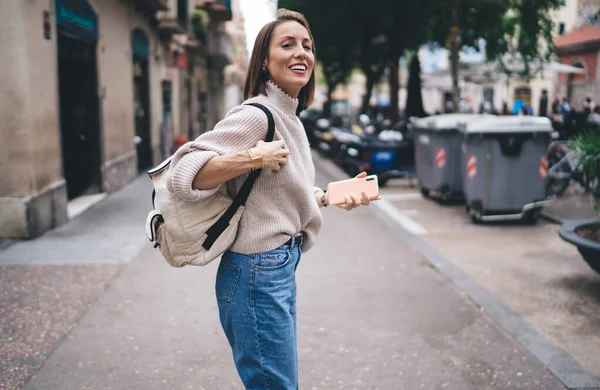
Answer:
[
  {"left": 299, "top": 108, "right": 322, "bottom": 146},
  {"left": 338, "top": 116, "right": 416, "bottom": 186}
]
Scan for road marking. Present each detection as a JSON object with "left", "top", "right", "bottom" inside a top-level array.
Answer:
[
  {"left": 374, "top": 199, "right": 427, "bottom": 235},
  {"left": 381, "top": 192, "right": 422, "bottom": 201},
  {"left": 394, "top": 209, "right": 419, "bottom": 216}
]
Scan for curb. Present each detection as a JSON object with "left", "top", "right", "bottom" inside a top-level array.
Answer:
[
  {"left": 540, "top": 209, "right": 565, "bottom": 225},
  {"left": 313, "top": 150, "right": 600, "bottom": 390}
]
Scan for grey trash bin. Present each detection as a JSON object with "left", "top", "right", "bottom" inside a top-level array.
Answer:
[
  {"left": 459, "top": 116, "right": 553, "bottom": 223},
  {"left": 411, "top": 114, "right": 486, "bottom": 201}
]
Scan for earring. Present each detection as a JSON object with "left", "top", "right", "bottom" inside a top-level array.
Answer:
[{"left": 262, "top": 66, "right": 267, "bottom": 73}]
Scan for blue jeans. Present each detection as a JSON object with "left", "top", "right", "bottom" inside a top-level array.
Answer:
[{"left": 216, "top": 240, "right": 302, "bottom": 390}]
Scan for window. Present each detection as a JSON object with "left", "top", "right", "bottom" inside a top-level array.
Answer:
[
  {"left": 560, "top": 0, "right": 566, "bottom": 5},
  {"left": 559, "top": 23, "right": 566, "bottom": 34}
]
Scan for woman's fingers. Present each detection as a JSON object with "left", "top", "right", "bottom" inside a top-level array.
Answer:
[
  {"left": 349, "top": 192, "right": 361, "bottom": 206},
  {"left": 355, "top": 171, "right": 367, "bottom": 178},
  {"left": 361, "top": 192, "right": 370, "bottom": 206}
]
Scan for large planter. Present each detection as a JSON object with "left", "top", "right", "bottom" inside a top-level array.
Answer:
[{"left": 559, "top": 220, "right": 600, "bottom": 274}]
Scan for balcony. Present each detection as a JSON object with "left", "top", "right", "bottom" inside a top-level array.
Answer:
[
  {"left": 196, "top": 0, "right": 232, "bottom": 22},
  {"left": 133, "top": 0, "right": 168, "bottom": 18},
  {"left": 207, "top": 25, "right": 233, "bottom": 69},
  {"left": 156, "top": 10, "right": 186, "bottom": 39}
]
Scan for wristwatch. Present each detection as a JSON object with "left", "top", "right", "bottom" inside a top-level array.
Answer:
[{"left": 320, "top": 190, "right": 328, "bottom": 207}]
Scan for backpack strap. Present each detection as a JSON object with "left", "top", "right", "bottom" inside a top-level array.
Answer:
[{"left": 202, "top": 103, "right": 275, "bottom": 250}]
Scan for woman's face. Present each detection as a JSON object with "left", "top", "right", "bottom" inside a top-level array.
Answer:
[{"left": 265, "top": 21, "right": 314, "bottom": 99}]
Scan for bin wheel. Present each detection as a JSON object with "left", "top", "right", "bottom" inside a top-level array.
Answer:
[
  {"left": 468, "top": 207, "right": 482, "bottom": 224},
  {"left": 420, "top": 187, "right": 430, "bottom": 198},
  {"left": 523, "top": 209, "right": 541, "bottom": 224}
]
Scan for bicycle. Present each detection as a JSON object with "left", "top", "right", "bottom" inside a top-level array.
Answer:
[{"left": 545, "top": 141, "right": 589, "bottom": 197}]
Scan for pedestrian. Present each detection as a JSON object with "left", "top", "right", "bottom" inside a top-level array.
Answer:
[
  {"left": 166, "top": 8, "right": 379, "bottom": 389},
  {"left": 551, "top": 97, "right": 561, "bottom": 115},
  {"left": 583, "top": 96, "right": 596, "bottom": 115},
  {"left": 538, "top": 89, "right": 548, "bottom": 117}
]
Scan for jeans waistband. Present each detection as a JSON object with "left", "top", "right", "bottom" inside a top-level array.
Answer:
[{"left": 284, "top": 233, "right": 304, "bottom": 248}]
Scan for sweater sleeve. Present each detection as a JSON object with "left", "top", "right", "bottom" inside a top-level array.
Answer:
[{"left": 167, "top": 105, "right": 271, "bottom": 201}]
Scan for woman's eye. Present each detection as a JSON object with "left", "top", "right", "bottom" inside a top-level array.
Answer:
[
  {"left": 282, "top": 43, "right": 291, "bottom": 48},
  {"left": 304, "top": 46, "right": 313, "bottom": 51}
]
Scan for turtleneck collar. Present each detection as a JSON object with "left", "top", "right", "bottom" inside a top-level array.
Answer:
[{"left": 264, "top": 80, "right": 299, "bottom": 118}]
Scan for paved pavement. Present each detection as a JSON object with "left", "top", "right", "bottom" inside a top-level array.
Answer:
[
  {"left": 0, "top": 153, "right": 594, "bottom": 389},
  {"left": 540, "top": 186, "right": 597, "bottom": 224},
  {"left": 375, "top": 179, "right": 600, "bottom": 385}
]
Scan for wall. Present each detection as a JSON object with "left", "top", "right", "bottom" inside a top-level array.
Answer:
[
  {"left": 558, "top": 50, "right": 600, "bottom": 107},
  {"left": 559, "top": 51, "right": 598, "bottom": 82},
  {"left": 0, "top": 0, "right": 63, "bottom": 198},
  {"left": 89, "top": 0, "right": 165, "bottom": 189},
  {"left": 0, "top": 0, "right": 67, "bottom": 237},
  {"left": 553, "top": 0, "right": 579, "bottom": 35}
]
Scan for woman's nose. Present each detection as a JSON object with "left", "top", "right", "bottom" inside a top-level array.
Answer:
[{"left": 293, "top": 45, "right": 305, "bottom": 58}]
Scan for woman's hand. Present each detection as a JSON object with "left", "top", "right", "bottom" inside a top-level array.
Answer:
[
  {"left": 255, "top": 140, "right": 290, "bottom": 170},
  {"left": 334, "top": 172, "right": 382, "bottom": 211}
]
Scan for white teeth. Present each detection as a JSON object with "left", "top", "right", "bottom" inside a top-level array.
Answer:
[{"left": 290, "top": 65, "right": 306, "bottom": 71}]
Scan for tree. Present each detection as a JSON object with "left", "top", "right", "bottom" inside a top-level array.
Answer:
[
  {"left": 280, "top": 0, "right": 435, "bottom": 122},
  {"left": 279, "top": 0, "right": 358, "bottom": 117},
  {"left": 429, "top": 0, "right": 562, "bottom": 112},
  {"left": 405, "top": 54, "right": 427, "bottom": 118},
  {"left": 375, "top": 0, "right": 436, "bottom": 122}
]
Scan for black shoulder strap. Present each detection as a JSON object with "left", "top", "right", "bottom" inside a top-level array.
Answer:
[{"left": 202, "top": 103, "right": 275, "bottom": 250}]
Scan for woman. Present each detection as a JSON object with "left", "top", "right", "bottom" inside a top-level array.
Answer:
[{"left": 167, "top": 9, "right": 376, "bottom": 388}]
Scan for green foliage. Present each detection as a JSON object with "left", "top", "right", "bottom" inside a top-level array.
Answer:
[
  {"left": 277, "top": 0, "right": 563, "bottom": 114},
  {"left": 571, "top": 131, "right": 600, "bottom": 207},
  {"left": 278, "top": 0, "right": 359, "bottom": 89},
  {"left": 191, "top": 9, "right": 210, "bottom": 43},
  {"left": 429, "top": 0, "right": 562, "bottom": 78}
]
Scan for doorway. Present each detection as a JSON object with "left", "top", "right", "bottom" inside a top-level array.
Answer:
[
  {"left": 56, "top": 0, "right": 101, "bottom": 200},
  {"left": 57, "top": 33, "right": 101, "bottom": 200}
]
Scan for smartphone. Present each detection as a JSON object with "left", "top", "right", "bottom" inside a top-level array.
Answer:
[{"left": 327, "top": 175, "right": 379, "bottom": 205}]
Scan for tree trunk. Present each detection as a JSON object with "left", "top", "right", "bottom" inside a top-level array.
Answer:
[
  {"left": 324, "top": 83, "right": 334, "bottom": 118},
  {"left": 450, "top": 0, "right": 461, "bottom": 113},
  {"left": 361, "top": 65, "right": 386, "bottom": 115},
  {"left": 388, "top": 58, "right": 400, "bottom": 123},
  {"left": 361, "top": 73, "right": 376, "bottom": 115}
]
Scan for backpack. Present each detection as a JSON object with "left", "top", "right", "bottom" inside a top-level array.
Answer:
[{"left": 145, "top": 103, "right": 275, "bottom": 267}]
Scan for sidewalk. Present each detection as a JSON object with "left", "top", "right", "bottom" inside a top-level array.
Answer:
[
  {"left": 541, "top": 187, "right": 597, "bottom": 224},
  {"left": 0, "top": 176, "right": 153, "bottom": 389},
  {"left": 0, "top": 166, "right": 569, "bottom": 389}
]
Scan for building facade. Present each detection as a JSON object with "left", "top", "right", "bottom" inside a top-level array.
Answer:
[
  {"left": 0, "top": 0, "right": 233, "bottom": 239},
  {"left": 555, "top": 24, "right": 600, "bottom": 108}
]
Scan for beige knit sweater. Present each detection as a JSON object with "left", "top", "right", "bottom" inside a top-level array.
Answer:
[{"left": 166, "top": 82, "right": 322, "bottom": 254}]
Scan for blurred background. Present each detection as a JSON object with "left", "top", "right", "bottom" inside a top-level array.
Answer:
[
  {"left": 1, "top": 0, "right": 599, "bottom": 239},
  {"left": 2, "top": 2, "right": 600, "bottom": 389}
]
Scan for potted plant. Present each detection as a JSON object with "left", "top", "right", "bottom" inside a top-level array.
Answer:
[{"left": 558, "top": 130, "right": 600, "bottom": 273}]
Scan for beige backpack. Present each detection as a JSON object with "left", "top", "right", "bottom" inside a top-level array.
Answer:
[{"left": 145, "top": 103, "right": 274, "bottom": 267}]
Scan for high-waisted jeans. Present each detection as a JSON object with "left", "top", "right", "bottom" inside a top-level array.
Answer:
[{"left": 215, "top": 239, "right": 302, "bottom": 390}]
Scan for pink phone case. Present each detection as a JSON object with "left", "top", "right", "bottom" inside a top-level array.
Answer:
[{"left": 327, "top": 175, "right": 379, "bottom": 205}]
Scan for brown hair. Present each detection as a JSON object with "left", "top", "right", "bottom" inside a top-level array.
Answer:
[{"left": 243, "top": 9, "right": 316, "bottom": 116}]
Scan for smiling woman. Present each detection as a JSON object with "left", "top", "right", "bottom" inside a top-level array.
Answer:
[
  {"left": 164, "top": 8, "right": 377, "bottom": 389},
  {"left": 264, "top": 21, "right": 315, "bottom": 98},
  {"left": 243, "top": 9, "right": 316, "bottom": 116}
]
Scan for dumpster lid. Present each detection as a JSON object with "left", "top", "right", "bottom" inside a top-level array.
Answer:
[
  {"left": 459, "top": 116, "right": 553, "bottom": 133},
  {"left": 411, "top": 114, "right": 489, "bottom": 130}
]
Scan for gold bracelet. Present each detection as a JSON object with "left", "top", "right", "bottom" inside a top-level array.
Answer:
[{"left": 247, "top": 148, "right": 263, "bottom": 171}]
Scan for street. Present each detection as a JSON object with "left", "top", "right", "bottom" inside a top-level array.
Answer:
[{"left": 2, "top": 152, "right": 599, "bottom": 389}]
